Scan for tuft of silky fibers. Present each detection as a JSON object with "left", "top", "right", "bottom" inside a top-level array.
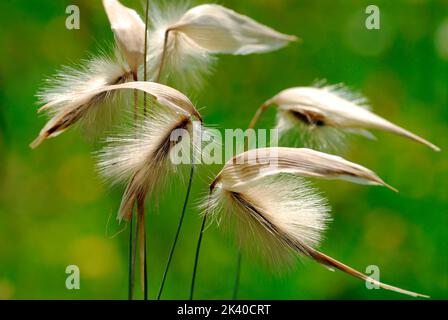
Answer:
[
  {"left": 314, "top": 81, "right": 371, "bottom": 110},
  {"left": 146, "top": 1, "right": 215, "bottom": 90},
  {"left": 275, "top": 83, "right": 375, "bottom": 152},
  {"left": 144, "top": 1, "right": 298, "bottom": 91},
  {"left": 204, "top": 175, "right": 331, "bottom": 268},
  {"left": 203, "top": 153, "right": 427, "bottom": 297},
  {"left": 272, "top": 81, "right": 439, "bottom": 152},
  {"left": 32, "top": 50, "right": 133, "bottom": 147},
  {"left": 97, "top": 104, "right": 207, "bottom": 221},
  {"left": 276, "top": 109, "right": 348, "bottom": 153}
]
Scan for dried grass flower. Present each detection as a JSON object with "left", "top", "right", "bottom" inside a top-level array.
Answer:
[
  {"left": 102, "top": 0, "right": 146, "bottom": 73},
  {"left": 96, "top": 82, "right": 204, "bottom": 221},
  {"left": 203, "top": 147, "right": 427, "bottom": 297},
  {"left": 31, "top": 51, "right": 133, "bottom": 148},
  {"left": 249, "top": 84, "right": 440, "bottom": 152},
  {"left": 147, "top": 2, "right": 298, "bottom": 88},
  {"left": 31, "top": 0, "right": 148, "bottom": 149}
]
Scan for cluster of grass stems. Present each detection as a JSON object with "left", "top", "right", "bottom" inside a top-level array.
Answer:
[{"left": 29, "top": 0, "right": 440, "bottom": 300}]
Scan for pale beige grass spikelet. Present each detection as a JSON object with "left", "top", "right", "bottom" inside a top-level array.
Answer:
[
  {"left": 96, "top": 82, "right": 203, "bottom": 221},
  {"left": 30, "top": 52, "right": 133, "bottom": 149},
  {"left": 212, "top": 147, "right": 397, "bottom": 192},
  {"left": 31, "top": 0, "right": 148, "bottom": 149},
  {"left": 146, "top": 2, "right": 298, "bottom": 88},
  {"left": 170, "top": 4, "right": 298, "bottom": 55},
  {"left": 204, "top": 147, "right": 428, "bottom": 297},
  {"left": 102, "top": 0, "right": 146, "bottom": 73},
  {"left": 250, "top": 84, "right": 440, "bottom": 152},
  {"left": 99, "top": 110, "right": 193, "bottom": 222},
  {"left": 96, "top": 83, "right": 204, "bottom": 294},
  {"left": 31, "top": 80, "right": 201, "bottom": 148}
]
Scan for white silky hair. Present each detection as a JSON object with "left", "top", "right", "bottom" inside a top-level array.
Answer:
[
  {"left": 146, "top": 1, "right": 215, "bottom": 90},
  {"left": 273, "top": 83, "right": 439, "bottom": 152},
  {"left": 215, "top": 147, "right": 394, "bottom": 192},
  {"left": 38, "top": 51, "right": 130, "bottom": 113},
  {"left": 96, "top": 104, "right": 209, "bottom": 221},
  {"left": 275, "top": 84, "right": 374, "bottom": 152},
  {"left": 35, "top": 50, "right": 132, "bottom": 142},
  {"left": 276, "top": 109, "right": 347, "bottom": 153},
  {"left": 145, "top": 2, "right": 297, "bottom": 90},
  {"left": 205, "top": 175, "right": 331, "bottom": 267},
  {"left": 102, "top": 0, "right": 146, "bottom": 72},
  {"left": 202, "top": 153, "right": 427, "bottom": 297},
  {"left": 97, "top": 108, "right": 181, "bottom": 184}
]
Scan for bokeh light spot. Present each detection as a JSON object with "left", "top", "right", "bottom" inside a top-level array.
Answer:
[
  {"left": 435, "top": 18, "right": 448, "bottom": 61},
  {"left": 364, "top": 210, "right": 408, "bottom": 252},
  {"left": 344, "top": 10, "right": 395, "bottom": 57},
  {"left": 68, "top": 236, "right": 121, "bottom": 279}
]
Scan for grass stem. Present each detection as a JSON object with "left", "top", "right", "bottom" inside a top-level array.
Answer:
[
  {"left": 155, "top": 29, "right": 170, "bottom": 83},
  {"left": 232, "top": 251, "right": 242, "bottom": 300},
  {"left": 136, "top": 197, "right": 148, "bottom": 300},
  {"left": 128, "top": 68, "right": 139, "bottom": 300},
  {"left": 189, "top": 193, "right": 210, "bottom": 300},
  {"left": 143, "top": 0, "right": 150, "bottom": 116},
  {"left": 248, "top": 102, "right": 271, "bottom": 130},
  {"left": 230, "top": 105, "right": 273, "bottom": 300},
  {"left": 128, "top": 215, "right": 135, "bottom": 300},
  {"left": 157, "top": 165, "right": 195, "bottom": 300}
]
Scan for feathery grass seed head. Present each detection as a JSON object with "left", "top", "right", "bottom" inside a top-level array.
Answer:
[
  {"left": 271, "top": 84, "right": 440, "bottom": 152},
  {"left": 146, "top": 2, "right": 297, "bottom": 89},
  {"left": 102, "top": 0, "right": 146, "bottom": 72},
  {"left": 31, "top": 51, "right": 133, "bottom": 148}
]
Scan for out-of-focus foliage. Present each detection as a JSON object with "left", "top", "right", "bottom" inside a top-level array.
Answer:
[{"left": 0, "top": 0, "right": 446, "bottom": 299}]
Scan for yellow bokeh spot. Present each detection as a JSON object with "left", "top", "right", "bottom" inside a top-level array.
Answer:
[
  {"left": 68, "top": 236, "right": 122, "bottom": 279},
  {"left": 0, "top": 279, "right": 14, "bottom": 300},
  {"left": 435, "top": 18, "right": 448, "bottom": 61},
  {"left": 364, "top": 210, "right": 408, "bottom": 252}
]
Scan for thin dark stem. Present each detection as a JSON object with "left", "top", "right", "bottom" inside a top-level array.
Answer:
[
  {"left": 141, "top": 212, "right": 148, "bottom": 300},
  {"left": 132, "top": 71, "right": 138, "bottom": 121},
  {"left": 131, "top": 211, "right": 139, "bottom": 300},
  {"left": 231, "top": 105, "right": 273, "bottom": 299},
  {"left": 136, "top": 198, "right": 148, "bottom": 300},
  {"left": 232, "top": 251, "right": 242, "bottom": 300},
  {"left": 143, "top": 0, "right": 150, "bottom": 116},
  {"left": 128, "top": 68, "right": 140, "bottom": 300},
  {"left": 190, "top": 195, "right": 210, "bottom": 300},
  {"left": 157, "top": 165, "right": 195, "bottom": 300},
  {"left": 131, "top": 7, "right": 152, "bottom": 297},
  {"left": 247, "top": 102, "right": 271, "bottom": 130},
  {"left": 155, "top": 29, "right": 170, "bottom": 83},
  {"left": 128, "top": 215, "right": 134, "bottom": 300},
  {"left": 144, "top": 227, "right": 148, "bottom": 300}
]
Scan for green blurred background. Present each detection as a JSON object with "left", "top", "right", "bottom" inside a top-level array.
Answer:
[{"left": 0, "top": 0, "right": 447, "bottom": 300}]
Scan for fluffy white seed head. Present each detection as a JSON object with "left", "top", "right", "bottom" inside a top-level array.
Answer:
[
  {"left": 146, "top": 1, "right": 215, "bottom": 89},
  {"left": 172, "top": 4, "right": 298, "bottom": 55},
  {"left": 96, "top": 82, "right": 206, "bottom": 221},
  {"left": 272, "top": 84, "right": 440, "bottom": 152},
  {"left": 204, "top": 147, "right": 427, "bottom": 297},
  {"left": 213, "top": 147, "right": 396, "bottom": 193},
  {"left": 97, "top": 109, "right": 185, "bottom": 184},
  {"left": 102, "top": 0, "right": 146, "bottom": 72},
  {"left": 31, "top": 51, "right": 132, "bottom": 148},
  {"left": 97, "top": 106, "right": 199, "bottom": 221},
  {"left": 146, "top": 2, "right": 297, "bottom": 89},
  {"left": 207, "top": 175, "right": 330, "bottom": 266},
  {"left": 205, "top": 146, "right": 394, "bottom": 264},
  {"left": 32, "top": 79, "right": 201, "bottom": 148}
]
